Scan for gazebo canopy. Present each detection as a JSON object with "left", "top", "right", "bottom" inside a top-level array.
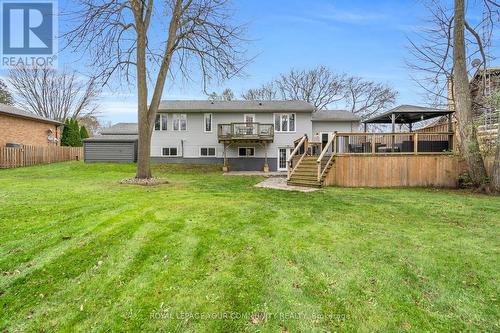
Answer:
[{"left": 363, "top": 104, "right": 453, "bottom": 124}]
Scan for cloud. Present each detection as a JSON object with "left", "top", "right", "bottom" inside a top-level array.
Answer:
[{"left": 317, "top": 6, "right": 387, "bottom": 24}]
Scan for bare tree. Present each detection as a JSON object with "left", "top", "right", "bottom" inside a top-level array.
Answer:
[
  {"left": 241, "top": 66, "right": 345, "bottom": 109},
  {"left": 278, "top": 66, "right": 346, "bottom": 110},
  {"left": 242, "top": 66, "right": 397, "bottom": 116},
  {"left": 65, "top": 0, "right": 248, "bottom": 179},
  {"left": 407, "top": 0, "right": 498, "bottom": 187},
  {"left": 8, "top": 66, "right": 99, "bottom": 121},
  {"left": 344, "top": 76, "right": 397, "bottom": 119},
  {"left": 453, "top": 0, "right": 488, "bottom": 187},
  {"left": 208, "top": 88, "right": 234, "bottom": 101},
  {"left": 241, "top": 82, "right": 278, "bottom": 100}
]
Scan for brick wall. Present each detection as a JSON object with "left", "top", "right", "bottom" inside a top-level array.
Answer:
[{"left": 0, "top": 113, "right": 61, "bottom": 147}]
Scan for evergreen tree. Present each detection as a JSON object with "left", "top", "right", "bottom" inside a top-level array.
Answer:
[
  {"left": 61, "top": 118, "right": 83, "bottom": 147},
  {"left": 80, "top": 125, "right": 90, "bottom": 140},
  {"left": 0, "top": 79, "right": 13, "bottom": 105}
]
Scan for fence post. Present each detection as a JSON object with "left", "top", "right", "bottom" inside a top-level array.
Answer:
[{"left": 414, "top": 133, "right": 418, "bottom": 155}]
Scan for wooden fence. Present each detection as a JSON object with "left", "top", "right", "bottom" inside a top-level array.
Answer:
[
  {"left": 323, "top": 155, "right": 463, "bottom": 188},
  {"left": 0, "top": 145, "right": 83, "bottom": 169}
]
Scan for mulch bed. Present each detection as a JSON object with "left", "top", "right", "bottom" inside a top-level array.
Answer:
[{"left": 119, "top": 177, "right": 169, "bottom": 186}]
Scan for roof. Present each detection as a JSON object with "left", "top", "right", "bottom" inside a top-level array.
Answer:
[
  {"left": 158, "top": 100, "right": 315, "bottom": 113},
  {"left": 472, "top": 66, "right": 500, "bottom": 82},
  {"left": 0, "top": 104, "right": 63, "bottom": 125},
  {"left": 100, "top": 123, "right": 138, "bottom": 135},
  {"left": 311, "top": 110, "right": 361, "bottom": 122},
  {"left": 83, "top": 134, "right": 138, "bottom": 142},
  {"left": 363, "top": 104, "right": 453, "bottom": 124}
]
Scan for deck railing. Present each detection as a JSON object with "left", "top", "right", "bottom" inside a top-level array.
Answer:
[
  {"left": 333, "top": 132, "right": 454, "bottom": 155},
  {"left": 287, "top": 134, "right": 308, "bottom": 180},
  {"left": 218, "top": 123, "right": 274, "bottom": 141},
  {"left": 316, "top": 133, "right": 337, "bottom": 181}
]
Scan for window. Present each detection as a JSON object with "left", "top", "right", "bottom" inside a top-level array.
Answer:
[
  {"left": 244, "top": 114, "right": 255, "bottom": 123},
  {"left": 162, "top": 147, "right": 178, "bottom": 156},
  {"left": 155, "top": 115, "right": 161, "bottom": 131},
  {"left": 204, "top": 113, "right": 212, "bottom": 132},
  {"left": 274, "top": 113, "right": 296, "bottom": 132},
  {"left": 238, "top": 147, "right": 255, "bottom": 157},
  {"left": 154, "top": 114, "right": 168, "bottom": 131},
  {"left": 173, "top": 113, "right": 187, "bottom": 131},
  {"left": 200, "top": 147, "right": 216, "bottom": 157}
]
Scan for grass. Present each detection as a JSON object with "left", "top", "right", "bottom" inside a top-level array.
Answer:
[{"left": 0, "top": 162, "right": 499, "bottom": 332}]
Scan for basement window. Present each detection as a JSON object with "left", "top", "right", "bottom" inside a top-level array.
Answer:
[
  {"left": 200, "top": 147, "right": 216, "bottom": 157},
  {"left": 238, "top": 147, "right": 255, "bottom": 157},
  {"left": 162, "top": 147, "right": 178, "bottom": 156}
]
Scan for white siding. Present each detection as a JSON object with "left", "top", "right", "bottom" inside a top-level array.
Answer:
[{"left": 151, "top": 112, "right": 313, "bottom": 158}]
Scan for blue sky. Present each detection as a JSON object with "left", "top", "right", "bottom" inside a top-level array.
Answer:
[{"left": 7, "top": 0, "right": 499, "bottom": 124}]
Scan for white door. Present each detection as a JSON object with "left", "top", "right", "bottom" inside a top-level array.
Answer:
[
  {"left": 277, "top": 148, "right": 290, "bottom": 171},
  {"left": 320, "top": 132, "right": 334, "bottom": 154}
]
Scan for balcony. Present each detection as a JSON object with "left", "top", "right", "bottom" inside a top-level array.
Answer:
[{"left": 218, "top": 123, "right": 274, "bottom": 143}]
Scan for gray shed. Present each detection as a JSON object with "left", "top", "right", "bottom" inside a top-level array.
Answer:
[{"left": 83, "top": 123, "right": 138, "bottom": 163}]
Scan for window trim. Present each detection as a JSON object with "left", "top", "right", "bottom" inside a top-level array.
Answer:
[
  {"left": 154, "top": 114, "right": 168, "bottom": 131},
  {"left": 162, "top": 147, "right": 178, "bottom": 157},
  {"left": 238, "top": 146, "right": 255, "bottom": 157},
  {"left": 273, "top": 113, "right": 296, "bottom": 133},
  {"left": 172, "top": 113, "right": 187, "bottom": 131},
  {"left": 199, "top": 147, "right": 217, "bottom": 157},
  {"left": 204, "top": 113, "right": 213, "bottom": 133}
]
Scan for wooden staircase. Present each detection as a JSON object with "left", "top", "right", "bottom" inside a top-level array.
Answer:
[
  {"left": 286, "top": 134, "right": 337, "bottom": 188},
  {"left": 287, "top": 156, "right": 335, "bottom": 188}
]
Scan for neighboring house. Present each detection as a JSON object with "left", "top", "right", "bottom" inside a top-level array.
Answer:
[
  {"left": 150, "top": 100, "right": 360, "bottom": 171},
  {"left": 0, "top": 104, "right": 62, "bottom": 147},
  {"left": 83, "top": 123, "right": 138, "bottom": 163}
]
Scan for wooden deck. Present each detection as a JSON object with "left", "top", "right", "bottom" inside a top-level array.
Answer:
[
  {"left": 218, "top": 123, "right": 274, "bottom": 143},
  {"left": 287, "top": 132, "right": 463, "bottom": 188}
]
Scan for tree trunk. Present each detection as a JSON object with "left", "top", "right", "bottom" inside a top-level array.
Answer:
[
  {"left": 491, "top": 134, "right": 500, "bottom": 191},
  {"left": 453, "top": 0, "right": 487, "bottom": 187},
  {"left": 135, "top": 24, "right": 152, "bottom": 179}
]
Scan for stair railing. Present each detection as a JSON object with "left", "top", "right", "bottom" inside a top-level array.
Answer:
[
  {"left": 316, "top": 133, "right": 337, "bottom": 182},
  {"left": 287, "top": 134, "right": 308, "bottom": 180}
]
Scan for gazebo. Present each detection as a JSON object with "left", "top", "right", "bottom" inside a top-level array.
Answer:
[
  {"left": 362, "top": 104, "right": 454, "bottom": 132},
  {"left": 335, "top": 104, "right": 456, "bottom": 154}
]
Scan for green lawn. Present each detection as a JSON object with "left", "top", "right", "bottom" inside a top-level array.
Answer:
[{"left": 0, "top": 162, "right": 499, "bottom": 332}]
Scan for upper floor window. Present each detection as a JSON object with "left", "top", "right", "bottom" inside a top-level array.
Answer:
[
  {"left": 173, "top": 113, "right": 187, "bottom": 131},
  {"left": 274, "top": 113, "right": 295, "bottom": 132},
  {"left": 155, "top": 114, "right": 168, "bottom": 131},
  {"left": 204, "top": 113, "right": 212, "bottom": 132}
]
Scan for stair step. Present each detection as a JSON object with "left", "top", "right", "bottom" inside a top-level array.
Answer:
[
  {"left": 287, "top": 181, "right": 322, "bottom": 188},
  {"left": 290, "top": 175, "right": 318, "bottom": 182},
  {"left": 293, "top": 171, "right": 317, "bottom": 176}
]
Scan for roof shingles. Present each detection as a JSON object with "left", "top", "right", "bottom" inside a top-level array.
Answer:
[{"left": 0, "top": 104, "right": 62, "bottom": 125}]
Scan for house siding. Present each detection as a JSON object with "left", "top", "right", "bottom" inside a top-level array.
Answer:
[
  {"left": 312, "top": 121, "right": 359, "bottom": 138},
  {"left": 0, "top": 113, "right": 60, "bottom": 147},
  {"left": 151, "top": 112, "right": 312, "bottom": 159}
]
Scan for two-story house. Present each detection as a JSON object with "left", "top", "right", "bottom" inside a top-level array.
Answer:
[
  {"left": 84, "top": 100, "right": 360, "bottom": 170},
  {"left": 150, "top": 100, "right": 360, "bottom": 171}
]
